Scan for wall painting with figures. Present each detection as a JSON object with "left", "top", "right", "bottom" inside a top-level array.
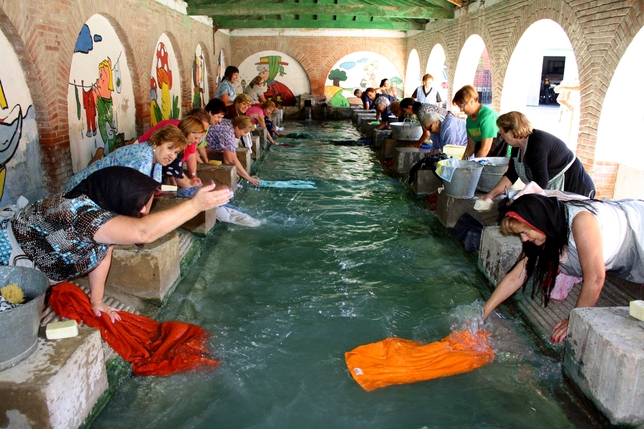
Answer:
[
  {"left": 191, "top": 44, "right": 209, "bottom": 109},
  {"left": 150, "top": 33, "right": 181, "bottom": 125},
  {"left": 237, "top": 51, "right": 309, "bottom": 106},
  {"left": 0, "top": 27, "right": 44, "bottom": 206},
  {"left": 67, "top": 14, "right": 136, "bottom": 174},
  {"left": 325, "top": 51, "right": 403, "bottom": 107}
]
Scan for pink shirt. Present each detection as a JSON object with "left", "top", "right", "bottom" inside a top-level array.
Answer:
[{"left": 246, "top": 106, "right": 264, "bottom": 125}]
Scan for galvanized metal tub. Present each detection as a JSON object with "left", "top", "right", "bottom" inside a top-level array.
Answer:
[
  {"left": 0, "top": 266, "right": 49, "bottom": 371},
  {"left": 472, "top": 157, "right": 510, "bottom": 193},
  {"left": 442, "top": 160, "right": 484, "bottom": 198},
  {"left": 390, "top": 121, "right": 423, "bottom": 141}
]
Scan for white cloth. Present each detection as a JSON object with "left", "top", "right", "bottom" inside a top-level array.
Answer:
[{"left": 215, "top": 206, "right": 261, "bottom": 227}]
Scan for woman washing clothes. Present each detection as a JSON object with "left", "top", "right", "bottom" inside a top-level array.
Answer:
[
  {"left": 399, "top": 98, "right": 450, "bottom": 147},
  {"left": 205, "top": 115, "right": 260, "bottom": 186},
  {"left": 415, "top": 109, "right": 467, "bottom": 151},
  {"left": 196, "top": 98, "right": 228, "bottom": 164},
  {"left": 215, "top": 65, "right": 239, "bottom": 106},
  {"left": 64, "top": 125, "right": 187, "bottom": 192},
  {"left": 452, "top": 85, "right": 508, "bottom": 159},
  {"left": 483, "top": 193, "right": 644, "bottom": 342},
  {"left": 1, "top": 167, "right": 233, "bottom": 322},
  {"left": 136, "top": 115, "right": 207, "bottom": 189},
  {"left": 243, "top": 75, "right": 267, "bottom": 106},
  {"left": 481, "top": 111, "right": 595, "bottom": 201},
  {"left": 374, "top": 94, "right": 398, "bottom": 130}
]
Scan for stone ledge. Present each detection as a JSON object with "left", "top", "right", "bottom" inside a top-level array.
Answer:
[
  {"left": 564, "top": 307, "right": 644, "bottom": 426},
  {"left": 197, "top": 163, "right": 237, "bottom": 190},
  {"left": 0, "top": 328, "right": 107, "bottom": 429},
  {"left": 151, "top": 196, "right": 217, "bottom": 236}
]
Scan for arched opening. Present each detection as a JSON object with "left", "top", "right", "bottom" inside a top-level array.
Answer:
[
  {"left": 453, "top": 35, "right": 491, "bottom": 107},
  {"left": 426, "top": 44, "right": 448, "bottom": 107},
  {"left": 596, "top": 27, "right": 644, "bottom": 198},
  {"left": 404, "top": 49, "right": 421, "bottom": 98},
  {"left": 501, "top": 19, "right": 579, "bottom": 150}
]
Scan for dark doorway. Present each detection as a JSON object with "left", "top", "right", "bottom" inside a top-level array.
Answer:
[{"left": 540, "top": 56, "right": 565, "bottom": 104}]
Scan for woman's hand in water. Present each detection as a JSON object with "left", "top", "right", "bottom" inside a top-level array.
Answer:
[
  {"left": 248, "top": 177, "right": 261, "bottom": 186},
  {"left": 190, "top": 182, "right": 233, "bottom": 211},
  {"left": 551, "top": 317, "right": 569, "bottom": 343}
]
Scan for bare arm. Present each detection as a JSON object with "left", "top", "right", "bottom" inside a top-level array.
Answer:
[
  {"left": 475, "top": 137, "right": 494, "bottom": 157},
  {"left": 223, "top": 149, "right": 260, "bottom": 185},
  {"left": 93, "top": 183, "right": 233, "bottom": 244},
  {"left": 463, "top": 136, "right": 476, "bottom": 159},
  {"left": 483, "top": 257, "right": 528, "bottom": 319},
  {"left": 552, "top": 211, "right": 605, "bottom": 342},
  {"left": 482, "top": 175, "right": 513, "bottom": 201},
  {"left": 88, "top": 245, "right": 121, "bottom": 323},
  {"left": 414, "top": 128, "right": 430, "bottom": 148}
]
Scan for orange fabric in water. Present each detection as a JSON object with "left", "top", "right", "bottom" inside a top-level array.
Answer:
[
  {"left": 344, "top": 330, "right": 494, "bottom": 391},
  {"left": 49, "top": 282, "right": 220, "bottom": 376}
]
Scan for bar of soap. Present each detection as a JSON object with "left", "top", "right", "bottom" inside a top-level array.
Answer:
[
  {"left": 161, "top": 184, "right": 177, "bottom": 192},
  {"left": 46, "top": 320, "right": 79, "bottom": 339},
  {"left": 630, "top": 300, "right": 644, "bottom": 321},
  {"left": 473, "top": 199, "right": 493, "bottom": 212},
  {"left": 209, "top": 160, "right": 222, "bottom": 166}
]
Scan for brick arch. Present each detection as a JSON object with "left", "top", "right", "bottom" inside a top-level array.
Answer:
[
  {"left": 231, "top": 39, "right": 313, "bottom": 92},
  {"left": 0, "top": 9, "right": 51, "bottom": 189},
  {"left": 316, "top": 43, "right": 406, "bottom": 95}
]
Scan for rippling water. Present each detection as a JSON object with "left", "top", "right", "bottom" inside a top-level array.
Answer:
[{"left": 92, "top": 121, "right": 582, "bottom": 429}]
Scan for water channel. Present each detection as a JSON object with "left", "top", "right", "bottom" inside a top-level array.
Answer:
[{"left": 92, "top": 120, "right": 597, "bottom": 428}]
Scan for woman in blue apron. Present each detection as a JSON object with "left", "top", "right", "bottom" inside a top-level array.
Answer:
[{"left": 481, "top": 111, "right": 595, "bottom": 201}]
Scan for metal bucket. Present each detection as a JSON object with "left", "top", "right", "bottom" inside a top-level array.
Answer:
[
  {"left": 472, "top": 157, "right": 510, "bottom": 193},
  {"left": 442, "top": 160, "right": 484, "bottom": 198},
  {"left": 390, "top": 120, "right": 423, "bottom": 141},
  {"left": 0, "top": 266, "right": 49, "bottom": 371}
]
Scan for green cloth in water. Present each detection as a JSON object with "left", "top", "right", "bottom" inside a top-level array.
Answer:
[
  {"left": 258, "top": 180, "right": 316, "bottom": 189},
  {"left": 285, "top": 133, "right": 317, "bottom": 139}
]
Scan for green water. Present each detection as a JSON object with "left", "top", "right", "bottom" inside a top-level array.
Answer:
[{"left": 92, "top": 121, "right": 590, "bottom": 429}]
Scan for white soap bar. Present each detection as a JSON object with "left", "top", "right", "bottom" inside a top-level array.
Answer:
[
  {"left": 473, "top": 198, "right": 493, "bottom": 212},
  {"left": 161, "top": 184, "right": 177, "bottom": 192},
  {"left": 630, "top": 300, "right": 644, "bottom": 321},
  {"left": 46, "top": 320, "right": 79, "bottom": 339}
]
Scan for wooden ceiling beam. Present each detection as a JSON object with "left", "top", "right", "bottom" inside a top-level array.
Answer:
[
  {"left": 189, "top": 3, "right": 453, "bottom": 20},
  {"left": 211, "top": 18, "right": 425, "bottom": 30}
]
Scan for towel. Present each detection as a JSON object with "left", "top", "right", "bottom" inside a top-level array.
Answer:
[
  {"left": 48, "top": 283, "right": 220, "bottom": 376},
  {"left": 435, "top": 158, "right": 460, "bottom": 182},
  {"left": 345, "top": 330, "right": 494, "bottom": 391}
]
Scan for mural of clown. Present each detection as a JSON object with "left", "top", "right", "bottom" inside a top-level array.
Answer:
[{"left": 256, "top": 55, "right": 296, "bottom": 106}]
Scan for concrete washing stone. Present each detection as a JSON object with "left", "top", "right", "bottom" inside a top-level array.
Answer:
[
  {"left": 0, "top": 328, "right": 107, "bottom": 429},
  {"left": 564, "top": 307, "right": 644, "bottom": 426},
  {"left": 478, "top": 226, "right": 522, "bottom": 285}
]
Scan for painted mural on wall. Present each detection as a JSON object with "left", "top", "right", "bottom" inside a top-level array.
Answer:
[
  {"left": 324, "top": 52, "right": 403, "bottom": 107},
  {"left": 238, "top": 51, "right": 309, "bottom": 106},
  {"left": 191, "top": 44, "right": 209, "bottom": 108},
  {"left": 67, "top": 14, "right": 136, "bottom": 173},
  {"left": 0, "top": 28, "right": 44, "bottom": 206},
  {"left": 150, "top": 34, "right": 181, "bottom": 125},
  {"left": 216, "top": 50, "right": 225, "bottom": 95}
]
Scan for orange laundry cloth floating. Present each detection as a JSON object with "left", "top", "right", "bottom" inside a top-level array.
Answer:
[
  {"left": 49, "top": 282, "right": 220, "bottom": 376},
  {"left": 345, "top": 330, "right": 494, "bottom": 391}
]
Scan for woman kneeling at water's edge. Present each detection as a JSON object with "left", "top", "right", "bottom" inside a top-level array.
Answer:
[
  {"left": 483, "top": 193, "right": 644, "bottom": 342},
  {"left": 1, "top": 167, "right": 233, "bottom": 322}
]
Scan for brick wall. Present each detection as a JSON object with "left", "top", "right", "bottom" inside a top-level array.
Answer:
[
  {"left": 1, "top": 0, "right": 642, "bottom": 196},
  {"left": 0, "top": 0, "right": 214, "bottom": 194}
]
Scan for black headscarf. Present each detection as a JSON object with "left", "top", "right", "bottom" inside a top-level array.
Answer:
[
  {"left": 64, "top": 166, "right": 159, "bottom": 217},
  {"left": 504, "top": 194, "right": 570, "bottom": 306}
]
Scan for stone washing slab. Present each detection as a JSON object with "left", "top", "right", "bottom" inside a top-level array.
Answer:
[{"left": 564, "top": 307, "right": 644, "bottom": 426}]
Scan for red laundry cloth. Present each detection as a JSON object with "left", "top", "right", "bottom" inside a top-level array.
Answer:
[
  {"left": 345, "top": 330, "right": 494, "bottom": 391},
  {"left": 49, "top": 282, "right": 220, "bottom": 376}
]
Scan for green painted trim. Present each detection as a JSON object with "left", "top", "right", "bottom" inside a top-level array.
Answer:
[
  {"left": 210, "top": 18, "right": 426, "bottom": 30},
  {"left": 188, "top": 3, "right": 453, "bottom": 19}
]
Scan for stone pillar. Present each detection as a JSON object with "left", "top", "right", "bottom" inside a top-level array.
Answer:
[
  {"left": 411, "top": 170, "right": 443, "bottom": 195},
  {"left": 106, "top": 230, "right": 181, "bottom": 301},
  {"left": 393, "top": 147, "right": 433, "bottom": 175},
  {"left": 478, "top": 226, "right": 521, "bottom": 284},
  {"left": 373, "top": 129, "right": 391, "bottom": 148},
  {"left": 253, "top": 127, "right": 266, "bottom": 151},
  {"left": 250, "top": 134, "right": 261, "bottom": 159},
  {"left": 197, "top": 164, "right": 237, "bottom": 189},
  {"left": 0, "top": 329, "right": 107, "bottom": 429},
  {"left": 236, "top": 147, "right": 251, "bottom": 174},
  {"left": 436, "top": 192, "right": 499, "bottom": 228},
  {"left": 564, "top": 307, "right": 644, "bottom": 426}
]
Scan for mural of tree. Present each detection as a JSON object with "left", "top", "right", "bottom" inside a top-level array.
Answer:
[{"left": 328, "top": 69, "right": 348, "bottom": 87}]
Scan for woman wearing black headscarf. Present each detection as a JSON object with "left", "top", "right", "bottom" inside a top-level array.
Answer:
[
  {"left": 482, "top": 193, "right": 644, "bottom": 342},
  {"left": 1, "top": 167, "right": 233, "bottom": 322}
]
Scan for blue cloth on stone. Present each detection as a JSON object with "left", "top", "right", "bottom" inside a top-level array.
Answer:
[
  {"left": 257, "top": 180, "right": 316, "bottom": 189},
  {"left": 177, "top": 186, "right": 200, "bottom": 198}
]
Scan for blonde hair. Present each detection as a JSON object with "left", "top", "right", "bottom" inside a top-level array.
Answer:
[
  {"left": 261, "top": 100, "right": 276, "bottom": 112},
  {"left": 232, "top": 115, "right": 255, "bottom": 132},
  {"left": 234, "top": 93, "right": 252, "bottom": 105},
  {"left": 185, "top": 107, "right": 210, "bottom": 124},
  {"left": 148, "top": 125, "right": 187, "bottom": 151},
  {"left": 178, "top": 115, "right": 206, "bottom": 137},
  {"left": 500, "top": 215, "right": 527, "bottom": 235},
  {"left": 452, "top": 85, "right": 479, "bottom": 105},
  {"left": 496, "top": 111, "right": 534, "bottom": 139}
]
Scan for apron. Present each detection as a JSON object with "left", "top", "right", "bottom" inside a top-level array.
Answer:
[
  {"left": 0, "top": 196, "right": 34, "bottom": 268},
  {"left": 513, "top": 136, "right": 576, "bottom": 191}
]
